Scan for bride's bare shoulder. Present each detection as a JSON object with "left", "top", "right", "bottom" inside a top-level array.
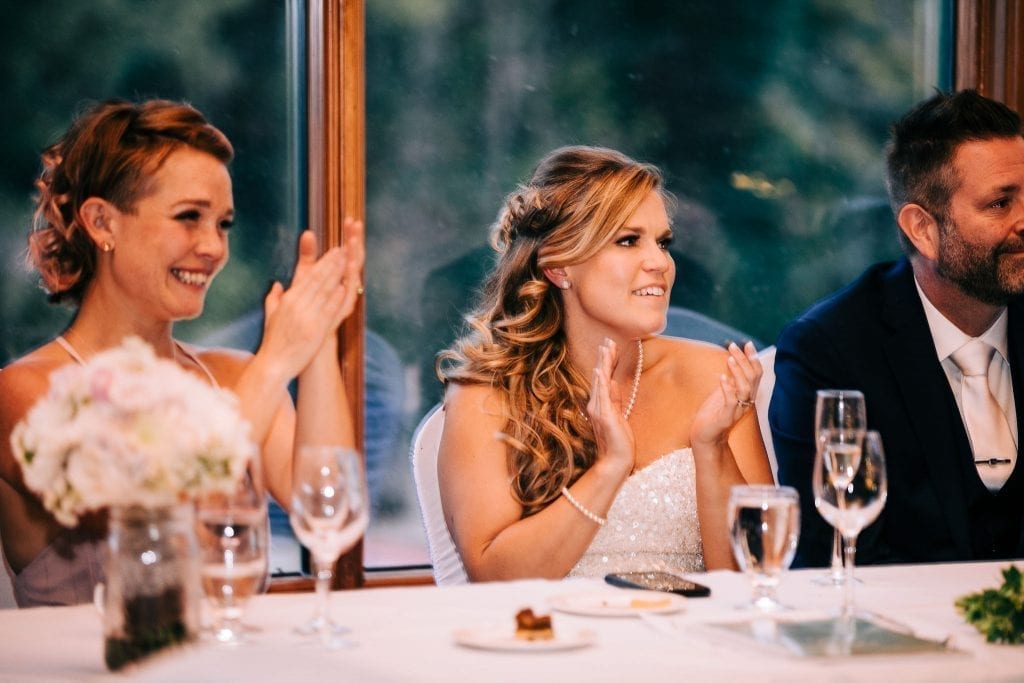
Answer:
[
  {"left": 643, "top": 336, "right": 728, "bottom": 399},
  {"left": 649, "top": 335, "right": 727, "bottom": 373},
  {"left": 443, "top": 381, "right": 506, "bottom": 420}
]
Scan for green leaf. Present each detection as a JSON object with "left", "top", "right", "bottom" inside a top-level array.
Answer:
[{"left": 956, "top": 564, "right": 1024, "bottom": 644}]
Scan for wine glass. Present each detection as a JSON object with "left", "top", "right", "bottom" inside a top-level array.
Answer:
[
  {"left": 813, "top": 429, "right": 887, "bottom": 619},
  {"left": 813, "top": 389, "right": 866, "bottom": 586},
  {"left": 195, "top": 456, "right": 270, "bottom": 645},
  {"left": 289, "top": 446, "right": 369, "bottom": 648},
  {"left": 728, "top": 485, "right": 800, "bottom": 612}
]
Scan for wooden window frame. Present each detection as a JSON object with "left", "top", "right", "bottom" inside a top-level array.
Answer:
[
  {"left": 956, "top": 0, "right": 1024, "bottom": 112},
  {"left": 306, "top": 0, "right": 1024, "bottom": 589},
  {"left": 307, "top": 0, "right": 367, "bottom": 590}
]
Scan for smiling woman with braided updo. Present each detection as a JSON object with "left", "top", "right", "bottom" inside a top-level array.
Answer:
[
  {"left": 436, "top": 146, "right": 774, "bottom": 581},
  {"left": 0, "top": 99, "right": 363, "bottom": 606}
]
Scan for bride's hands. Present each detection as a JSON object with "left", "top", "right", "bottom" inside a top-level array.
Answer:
[
  {"left": 586, "top": 338, "right": 636, "bottom": 475},
  {"left": 690, "top": 341, "right": 761, "bottom": 449}
]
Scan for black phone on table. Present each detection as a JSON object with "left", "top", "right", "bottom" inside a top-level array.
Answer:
[{"left": 604, "top": 571, "right": 712, "bottom": 597}]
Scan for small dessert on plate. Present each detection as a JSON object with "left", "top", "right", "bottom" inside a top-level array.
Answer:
[{"left": 515, "top": 608, "right": 554, "bottom": 641}]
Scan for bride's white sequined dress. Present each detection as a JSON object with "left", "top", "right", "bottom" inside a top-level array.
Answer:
[{"left": 567, "top": 448, "right": 705, "bottom": 577}]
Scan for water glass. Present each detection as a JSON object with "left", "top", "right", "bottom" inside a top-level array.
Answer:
[
  {"left": 195, "top": 458, "right": 269, "bottom": 645},
  {"left": 728, "top": 485, "right": 800, "bottom": 612}
]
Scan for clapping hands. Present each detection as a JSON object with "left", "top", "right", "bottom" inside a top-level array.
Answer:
[
  {"left": 691, "top": 341, "right": 761, "bottom": 448},
  {"left": 258, "top": 218, "right": 365, "bottom": 382},
  {"left": 586, "top": 338, "right": 637, "bottom": 475}
]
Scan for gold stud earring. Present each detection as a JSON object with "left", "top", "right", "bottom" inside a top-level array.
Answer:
[{"left": 101, "top": 242, "right": 114, "bottom": 253}]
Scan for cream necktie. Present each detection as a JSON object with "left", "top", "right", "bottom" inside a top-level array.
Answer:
[{"left": 950, "top": 339, "right": 1016, "bottom": 491}]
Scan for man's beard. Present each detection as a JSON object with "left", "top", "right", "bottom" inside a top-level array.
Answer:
[{"left": 936, "top": 220, "right": 1024, "bottom": 305}]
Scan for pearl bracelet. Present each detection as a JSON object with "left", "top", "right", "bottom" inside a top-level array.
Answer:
[{"left": 560, "top": 486, "right": 607, "bottom": 526}]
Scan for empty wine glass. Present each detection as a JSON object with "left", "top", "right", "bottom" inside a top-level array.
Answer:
[
  {"left": 195, "top": 456, "right": 269, "bottom": 645},
  {"left": 728, "top": 485, "right": 800, "bottom": 612},
  {"left": 813, "top": 389, "right": 866, "bottom": 586},
  {"left": 289, "top": 446, "right": 369, "bottom": 648},
  {"left": 813, "top": 430, "right": 887, "bottom": 619}
]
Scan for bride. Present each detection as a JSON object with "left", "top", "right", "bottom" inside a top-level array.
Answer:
[{"left": 436, "top": 146, "right": 773, "bottom": 580}]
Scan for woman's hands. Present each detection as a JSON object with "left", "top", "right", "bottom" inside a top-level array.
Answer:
[
  {"left": 688, "top": 341, "right": 770, "bottom": 569},
  {"left": 242, "top": 219, "right": 364, "bottom": 506},
  {"left": 258, "top": 219, "right": 365, "bottom": 382},
  {"left": 690, "top": 341, "right": 762, "bottom": 449},
  {"left": 586, "top": 338, "right": 636, "bottom": 476}
]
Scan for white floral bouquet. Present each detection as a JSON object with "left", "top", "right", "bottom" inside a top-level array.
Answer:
[{"left": 10, "top": 336, "right": 256, "bottom": 526}]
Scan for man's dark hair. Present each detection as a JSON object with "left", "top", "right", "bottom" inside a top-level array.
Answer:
[{"left": 885, "top": 89, "right": 1022, "bottom": 255}]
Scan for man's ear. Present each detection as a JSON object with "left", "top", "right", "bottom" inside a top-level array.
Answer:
[
  {"left": 79, "top": 197, "right": 117, "bottom": 252},
  {"left": 897, "top": 203, "right": 941, "bottom": 261},
  {"left": 543, "top": 266, "right": 570, "bottom": 290}
]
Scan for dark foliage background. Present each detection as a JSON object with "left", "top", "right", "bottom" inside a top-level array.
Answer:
[{"left": 0, "top": 1, "right": 951, "bottom": 562}]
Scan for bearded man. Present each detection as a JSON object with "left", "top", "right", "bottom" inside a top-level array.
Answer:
[{"left": 770, "top": 89, "right": 1024, "bottom": 567}]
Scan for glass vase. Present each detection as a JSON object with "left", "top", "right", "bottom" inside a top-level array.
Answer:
[{"left": 102, "top": 504, "right": 200, "bottom": 670}]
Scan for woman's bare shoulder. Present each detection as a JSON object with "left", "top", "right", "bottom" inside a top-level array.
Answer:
[
  {"left": 654, "top": 334, "right": 726, "bottom": 355},
  {"left": 0, "top": 343, "right": 74, "bottom": 483},
  {"left": 649, "top": 336, "right": 727, "bottom": 381},
  {"left": 176, "top": 342, "right": 253, "bottom": 386},
  {"left": 0, "top": 343, "right": 72, "bottom": 410},
  {"left": 440, "top": 383, "right": 511, "bottom": 461},
  {"left": 437, "top": 383, "right": 511, "bottom": 489},
  {"left": 443, "top": 381, "right": 506, "bottom": 420}
]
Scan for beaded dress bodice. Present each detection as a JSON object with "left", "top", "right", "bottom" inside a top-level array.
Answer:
[{"left": 567, "top": 448, "right": 704, "bottom": 578}]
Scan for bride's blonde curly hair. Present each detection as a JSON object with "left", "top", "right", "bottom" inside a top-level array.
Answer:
[
  {"left": 28, "top": 99, "right": 233, "bottom": 304},
  {"left": 437, "top": 145, "right": 666, "bottom": 517}
]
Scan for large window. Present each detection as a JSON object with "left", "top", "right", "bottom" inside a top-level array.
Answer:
[
  {"left": 6, "top": 1, "right": 1022, "bottom": 579},
  {"left": 361, "top": 0, "right": 954, "bottom": 567}
]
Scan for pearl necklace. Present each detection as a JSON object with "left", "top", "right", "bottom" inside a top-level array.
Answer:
[
  {"left": 579, "top": 339, "right": 644, "bottom": 421},
  {"left": 622, "top": 339, "right": 644, "bottom": 420}
]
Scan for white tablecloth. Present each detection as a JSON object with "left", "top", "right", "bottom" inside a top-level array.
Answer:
[{"left": 1, "top": 561, "right": 1022, "bottom": 682}]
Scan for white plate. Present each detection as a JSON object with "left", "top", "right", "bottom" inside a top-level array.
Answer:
[
  {"left": 452, "top": 626, "right": 596, "bottom": 652},
  {"left": 548, "top": 589, "right": 687, "bottom": 617}
]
